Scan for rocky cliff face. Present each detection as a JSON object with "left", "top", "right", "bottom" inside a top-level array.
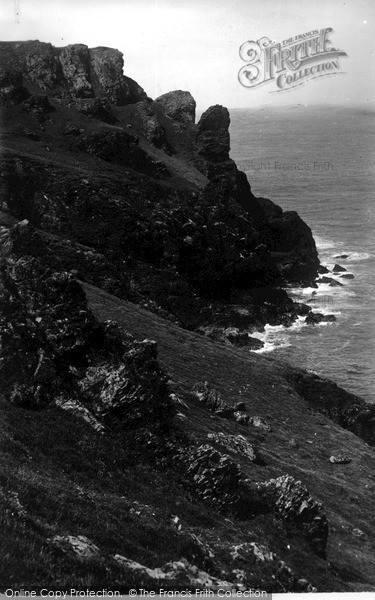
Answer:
[
  {"left": 0, "top": 41, "right": 147, "bottom": 105},
  {"left": 0, "top": 41, "right": 320, "bottom": 340},
  {"left": 3, "top": 42, "right": 371, "bottom": 591}
]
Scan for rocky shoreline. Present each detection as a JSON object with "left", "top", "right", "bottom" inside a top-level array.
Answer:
[{"left": 1, "top": 41, "right": 374, "bottom": 592}]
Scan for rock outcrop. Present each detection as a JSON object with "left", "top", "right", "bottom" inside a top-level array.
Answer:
[
  {"left": 177, "top": 444, "right": 262, "bottom": 517},
  {"left": 256, "top": 475, "right": 329, "bottom": 558},
  {"left": 0, "top": 41, "right": 147, "bottom": 106},
  {"left": 155, "top": 90, "right": 196, "bottom": 123},
  {"left": 0, "top": 220, "right": 174, "bottom": 430}
]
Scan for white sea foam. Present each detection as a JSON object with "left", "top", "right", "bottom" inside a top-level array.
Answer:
[
  {"left": 253, "top": 338, "right": 292, "bottom": 354},
  {"left": 314, "top": 236, "right": 344, "bottom": 252},
  {"left": 346, "top": 251, "right": 372, "bottom": 262},
  {"left": 314, "top": 306, "right": 341, "bottom": 316},
  {"left": 251, "top": 317, "right": 307, "bottom": 354}
]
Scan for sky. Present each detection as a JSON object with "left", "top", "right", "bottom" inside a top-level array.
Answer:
[{"left": 1, "top": 0, "right": 374, "bottom": 110}]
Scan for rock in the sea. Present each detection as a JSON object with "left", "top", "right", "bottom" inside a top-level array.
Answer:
[
  {"left": 317, "top": 264, "right": 329, "bottom": 274},
  {"left": 340, "top": 273, "right": 354, "bottom": 279},
  {"left": 256, "top": 474, "right": 329, "bottom": 558},
  {"left": 224, "top": 327, "right": 250, "bottom": 347},
  {"left": 334, "top": 254, "right": 349, "bottom": 259},
  {"left": 305, "top": 312, "right": 336, "bottom": 325},
  {"left": 0, "top": 68, "right": 30, "bottom": 105},
  {"left": 155, "top": 90, "right": 196, "bottom": 123},
  {"left": 319, "top": 276, "right": 343, "bottom": 287},
  {"left": 332, "top": 264, "right": 347, "bottom": 273}
]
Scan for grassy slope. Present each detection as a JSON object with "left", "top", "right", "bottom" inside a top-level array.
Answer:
[
  {"left": 84, "top": 282, "right": 375, "bottom": 589},
  {"left": 1, "top": 280, "right": 374, "bottom": 591}
]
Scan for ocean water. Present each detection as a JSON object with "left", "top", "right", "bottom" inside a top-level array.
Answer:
[{"left": 229, "top": 105, "right": 375, "bottom": 403}]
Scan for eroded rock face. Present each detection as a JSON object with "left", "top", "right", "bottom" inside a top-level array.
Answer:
[
  {"left": 58, "top": 44, "right": 93, "bottom": 98},
  {"left": 0, "top": 221, "right": 174, "bottom": 430},
  {"left": 177, "top": 444, "right": 262, "bottom": 517},
  {"left": 290, "top": 371, "right": 375, "bottom": 446},
  {"left": 256, "top": 475, "right": 329, "bottom": 558},
  {"left": 0, "top": 41, "right": 321, "bottom": 330},
  {"left": 0, "top": 41, "right": 147, "bottom": 106},
  {"left": 131, "top": 99, "right": 169, "bottom": 147},
  {"left": 155, "top": 90, "right": 196, "bottom": 124}
]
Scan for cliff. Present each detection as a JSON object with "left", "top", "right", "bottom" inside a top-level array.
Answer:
[
  {"left": 1, "top": 41, "right": 374, "bottom": 593},
  {"left": 0, "top": 41, "right": 321, "bottom": 335}
]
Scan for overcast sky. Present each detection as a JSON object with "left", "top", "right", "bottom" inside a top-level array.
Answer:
[{"left": 1, "top": 0, "right": 374, "bottom": 110}]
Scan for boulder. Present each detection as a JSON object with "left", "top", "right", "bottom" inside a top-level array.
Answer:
[
  {"left": 155, "top": 90, "right": 196, "bottom": 123},
  {"left": 340, "top": 273, "right": 354, "bottom": 279},
  {"left": 329, "top": 454, "right": 351, "bottom": 464},
  {"left": 305, "top": 312, "right": 336, "bottom": 325},
  {"left": 332, "top": 264, "right": 347, "bottom": 273},
  {"left": 319, "top": 276, "right": 343, "bottom": 287}
]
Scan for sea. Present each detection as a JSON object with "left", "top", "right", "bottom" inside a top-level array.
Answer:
[{"left": 229, "top": 105, "right": 375, "bottom": 403}]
